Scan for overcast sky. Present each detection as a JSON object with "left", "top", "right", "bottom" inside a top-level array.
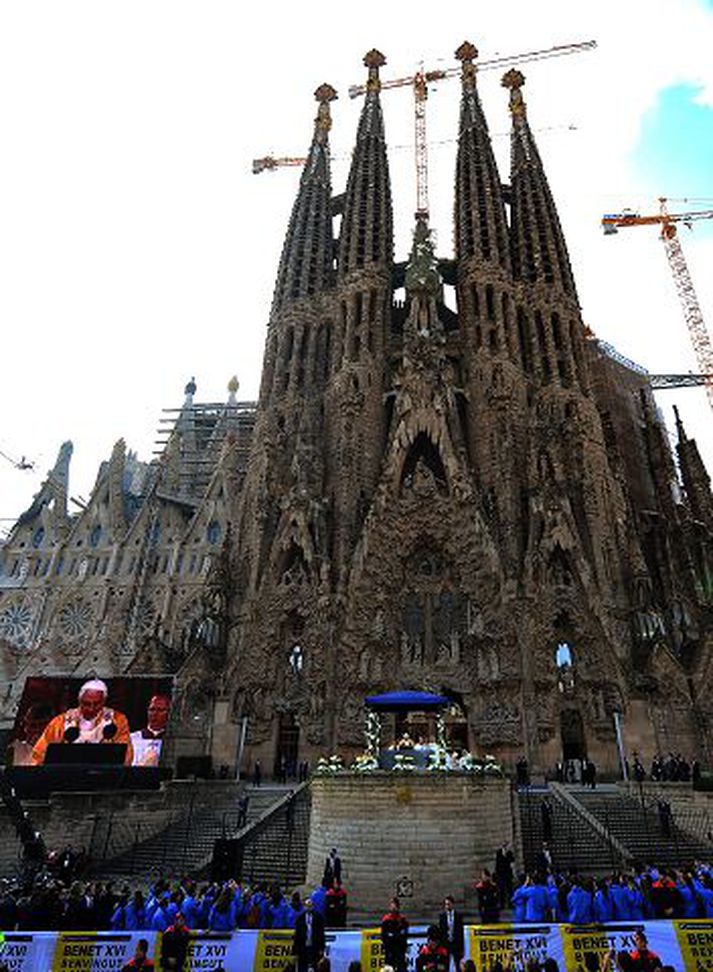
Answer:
[{"left": 1, "top": 0, "right": 712, "bottom": 533}]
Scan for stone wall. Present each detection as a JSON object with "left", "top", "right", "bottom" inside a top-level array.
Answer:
[{"left": 307, "top": 773, "right": 515, "bottom": 918}]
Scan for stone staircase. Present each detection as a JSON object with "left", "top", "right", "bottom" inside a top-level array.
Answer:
[
  {"left": 233, "top": 783, "right": 311, "bottom": 888},
  {"left": 91, "top": 784, "right": 296, "bottom": 881},
  {"left": 572, "top": 786, "right": 712, "bottom": 866},
  {"left": 518, "top": 785, "right": 627, "bottom": 874}
]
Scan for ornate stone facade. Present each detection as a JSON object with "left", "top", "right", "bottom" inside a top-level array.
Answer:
[{"left": 3, "top": 46, "right": 713, "bottom": 776}]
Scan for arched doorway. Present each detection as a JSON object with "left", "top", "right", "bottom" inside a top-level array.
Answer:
[
  {"left": 274, "top": 713, "right": 300, "bottom": 778},
  {"left": 560, "top": 708, "right": 586, "bottom": 761}
]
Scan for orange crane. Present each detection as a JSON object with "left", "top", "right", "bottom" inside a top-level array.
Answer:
[
  {"left": 601, "top": 199, "right": 713, "bottom": 409},
  {"left": 347, "top": 39, "right": 596, "bottom": 221}
]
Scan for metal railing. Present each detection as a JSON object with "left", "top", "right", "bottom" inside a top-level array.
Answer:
[{"left": 230, "top": 783, "right": 311, "bottom": 887}]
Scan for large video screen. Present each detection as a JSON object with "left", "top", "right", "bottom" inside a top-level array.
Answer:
[{"left": 7, "top": 676, "right": 173, "bottom": 769}]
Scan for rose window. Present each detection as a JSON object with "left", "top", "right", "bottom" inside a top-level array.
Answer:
[
  {"left": 0, "top": 601, "right": 34, "bottom": 647},
  {"left": 59, "top": 600, "right": 93, "bottom": 639}
]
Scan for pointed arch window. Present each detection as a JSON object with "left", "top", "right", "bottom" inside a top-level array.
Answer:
[{"left": 556, "top": 640, "right": 575, "bottom": 693}]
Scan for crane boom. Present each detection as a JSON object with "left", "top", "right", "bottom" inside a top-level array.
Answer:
[
  {"left": 348, "top": 38, "right": 596, "bottom": 224},
  {"left": 662, "top": 228, "right": 713, "bottom": 408},
  {"left": 649, "top": 374, "right": 713, "bottom": 390},
  {"left": 252, "top": 156, "right": 307, "bottom": 174},
  {"left": 602, "top": 198, "right": 713, "bottom": 410},
  {"left": 347, "top": 40, "right": 597, "bottom": 99}
]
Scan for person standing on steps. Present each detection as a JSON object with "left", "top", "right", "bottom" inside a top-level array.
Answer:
[
  {"left": 494, "top": 842, "right": 514, "bottom": 908},
  {"left": 323, "top": 847, "right": 342, "bottom": 888},
  {"left": 541, "top": 799, "right": 553, "bottom": 842},
  {"left": 292, "top": 897, "right": 326, "bottom": 972},
  {"left": 438, "top": 895, "right": 465, "bottom": 970},
  {"left": 381, "top": 897, "right": 409, "bottom": 972},
  {"left": 253, "top": 759, "right": 262, "bottom": 787}
]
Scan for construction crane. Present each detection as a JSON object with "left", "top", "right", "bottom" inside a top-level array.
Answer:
[
  {"left": 348, "top": 39, "right": 596, "bottom": 220},
  {"left": 649, "top": 374, "right": 713, "bottom": 391},
  {"left": 601, "top": 198, "right": 713, "bottom": 410},
  {"left": 252, "top": 156, "right": 309, "bottom": 175},
  {"left": 252, "top": 125, "right": 577, "bottom": 176},
  {"left": 0, "top": 447, "right": 34, "bottom": 471}
]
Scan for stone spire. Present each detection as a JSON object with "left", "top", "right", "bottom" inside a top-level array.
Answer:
[
  {"left": 674, "top": 405, "right": 713, "bottom": 523},
  {"left": 454, "top": 42, "right": 509, "bottom": 271},
  {"left": 271, "top": 83, "right": 337, "bottom": 313},
  {"left": 338, "top": 50, "right": 393, "bottom": 277},
  {"left": 503, "top": 68, "right": 577, "bottom": 300}
]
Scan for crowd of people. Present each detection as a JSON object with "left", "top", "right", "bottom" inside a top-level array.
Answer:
[
  {"left": 479, "top": 846, "right": 713, "bottom": 925},
  {"left": 0, "top": 874, "right": 351, "bottom": 934},
  {"left": 632, "top": 751, "right": 700, "bottom": 784}
]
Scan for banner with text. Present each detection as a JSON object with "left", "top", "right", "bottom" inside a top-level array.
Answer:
[
  {"left": 360, "top": 925, "right": 429, "bottom": 972},
  {"left": 0, "top": 932, "right": 56, "bottom": 972},
  {"left": 51, "top": 932, "right": 160, "bottom": 972},
  {"left": 468, "top": 923, "right": 565, "bottom": 972},
  {"left": 560, "top": 921, "right": 684, "bottom": 972},
  {"left": 0, "top": 922, "right": 700, "bottom": 972},
  {"left": 674, "top": 919, "right": 713, "bottom": 972}
]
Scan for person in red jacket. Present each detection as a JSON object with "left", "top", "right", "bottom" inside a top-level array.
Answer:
[
  {"left": 380, "top": 897, "right": 409, "bottom": 972},
  {"left": 629, "top": 930, "right": 663, "bottom": 971},
  {"left": 160, "top": 912, "right": 190, "bottom": 971},
  {"left": 121, "top": 939, "right": 155, "bottom": 971},
  {"left": 416, "top": 927, "right": 449, "bottom": 971},
  {"left": 325, "top": 878, "right": 347, "bottom": 928}
]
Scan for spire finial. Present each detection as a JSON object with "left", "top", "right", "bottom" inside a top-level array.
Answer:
[
  {"left": 227, "top": 375, "right": 239, "bottom": 404},
  {"left": 313, "top": 83, "right": 338, "bottom": 141},
  {"left": 363, "top": 49, "right": 386, "bottom": 95},
  {"left": 502, "top": 68, "right": 526, "bottom": 118},
  {"left": 455, "top": 41, "right": 478, "bottom": 92}
]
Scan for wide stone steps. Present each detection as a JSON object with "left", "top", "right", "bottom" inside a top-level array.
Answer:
[
  {"left": 572, "top": 788, "right": 711, "bottom": 865},
  {"left": 92, "top": 785, "right": 293, "bottom": 881},
  {"left": 235, "top": 787, "right": 311, "bottom": 889},
  {"left": 518, "top": 787, "right": 623, "bottom": 874}
]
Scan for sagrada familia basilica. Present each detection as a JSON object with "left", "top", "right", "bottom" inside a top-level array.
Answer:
[{"left": 2, "top": 45, "right": 713, "bottom": 777}]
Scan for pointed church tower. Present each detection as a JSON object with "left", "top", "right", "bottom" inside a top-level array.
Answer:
[
  {"left": 503, "top": 69, "right": 589, "bottom": 391},
  {"left": 454, "top": 42, "right": 513, "bottom": 359},
  {"left": 675, "top": 406, "right": 713, "bottom": 524},
  {"left": 327, "top": 51, "right": 394, "bottom": 580},
  {"left": 259, "top": 84, "right": 338, "bottom": 411}
]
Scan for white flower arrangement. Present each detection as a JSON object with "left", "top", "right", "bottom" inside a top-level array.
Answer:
[
  {"left": 315, "top": 754, "right": 344, "bottom": 775},
  {"left": 351, "top": 753, "right": 379, "bottom": 773},
  {"left": 483, "top": 754, "right": 503, "bottom": 776},
  {"left": 426, "top": 747, "right": 449, "bottom": 771},
  {"left": 392, "top": 753, "right": 416, "bottom": 772}
]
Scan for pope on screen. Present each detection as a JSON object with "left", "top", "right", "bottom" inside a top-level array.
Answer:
[{"left": 31, "top": 678, "right": 133, "bottom": 765}]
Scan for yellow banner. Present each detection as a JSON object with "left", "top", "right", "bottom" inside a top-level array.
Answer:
[
  {"left": 469, "top": 923, "right": 558, "bottom": 972},
  {"left": 360, "top": 927, "right": 386, "bottom": 972},
  {"left": 252, "top": 929, "right": 295, "bottom": 971},
  {"left": 674, "top": 919, "right": 713, "bottom": 972},
  {"left": 560, "top": 922, "right": 682, "bottom": 972},
  {"left": 51, "top": 932, "right": 156, "bottom": 972}
]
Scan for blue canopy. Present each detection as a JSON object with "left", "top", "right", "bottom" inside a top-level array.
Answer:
[{"left": 365, "top": 690, "right": 450, "bottom": 711}]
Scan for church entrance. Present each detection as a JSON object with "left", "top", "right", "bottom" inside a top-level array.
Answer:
[
  {"left": 274, "top": 713, "right": 300, "bottom": 778},
  {"left": 560, "top": 708, "right": 587, "bottom": 761}
]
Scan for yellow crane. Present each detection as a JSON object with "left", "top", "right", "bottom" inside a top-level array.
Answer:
[{"left": 601, "top": 199, "right": 713, "bottom": 410}]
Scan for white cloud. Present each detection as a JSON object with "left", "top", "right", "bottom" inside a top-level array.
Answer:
[{"left": 1, "top": 0, "right": 712, "bottom": 527}]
